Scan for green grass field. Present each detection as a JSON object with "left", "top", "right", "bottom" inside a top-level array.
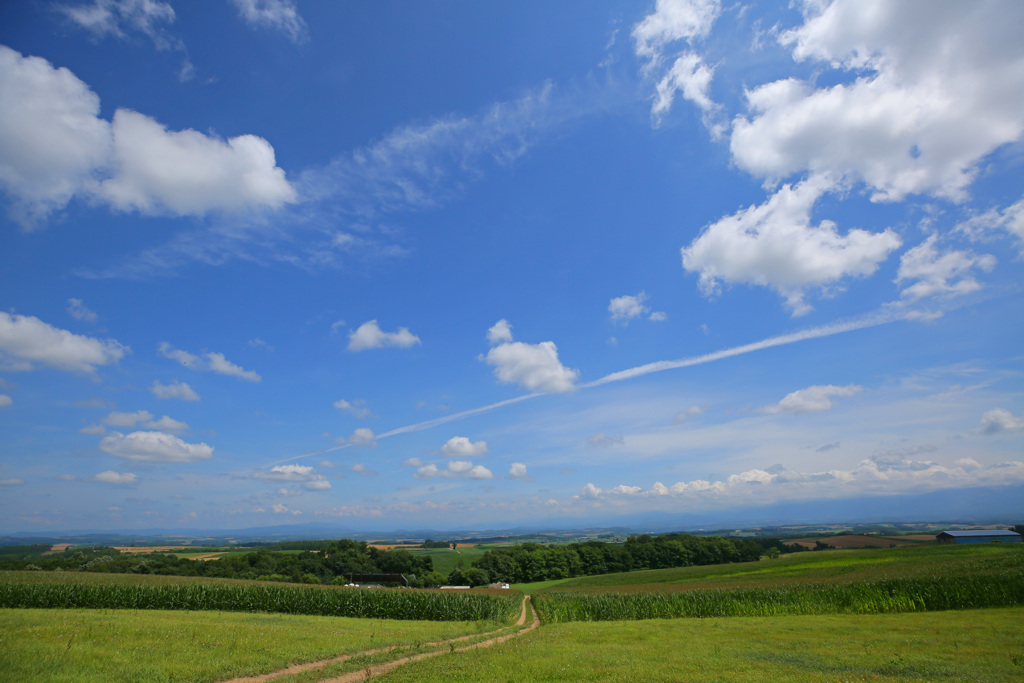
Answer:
[
  {"left": 543, "top": 543, "right": 1023, "bottom": 591},
  {"left": 531, "top": 544, "right": 1024, "bottom": 621},
  {"left": 3, "top": 543, "right": 1022, "bottom": 681},
  {"left": 376, "top": 608, "right": 1024, "bottom": 682},
  {"left": 407, "top": 546, "right": 489, "bottom": 576},
  {"left": 0, "top": 608, "right": 501, "bottom": 682}
]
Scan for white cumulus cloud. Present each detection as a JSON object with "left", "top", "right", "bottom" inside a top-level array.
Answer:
[
  {"left": 334, "top": 398, "right": 371, "bottom": 419},
  {"left": 632, "top": 0, "right": 721, "bottom": 65},
  {"left": 0, "top": 312, "right": 126, "bottom": 373},
  {"left": 508, "top": 462, "right": 530, "bottom": 480},
  {"left": 90, "top": 470, "right": 138, "bottom": 484},
  {"left": 98, "top": 430, "right": 213, "bottom": 463},
  {"left": 608, "top": 292, "right": 664, "bottom": 323},
  {"left": 253, "top": 464, "right": 331, "bottom": 490},
  {"left": 158, "top": 344, "right": 260, "bottom": 382},
  {"left": 732, "top": 1, "right": 1024, "bottom": 202},
  {"left": 99, "top": 109, "right": 295, "bottom": 216},
  {"left": 205, "top": 352, "right": 261, "bottom": 382},
  {"left": 981, "top": 408, "right": 1024, "bottom": 434},
  {"left": 762, "top": 384, "right": 862, "bottom": 414},
  {"left": 0, "top": 394, "right": 12, "bottom": 408},
  {"left": 0, "top": 46, "right": 293, "bottom": 227},
  {"left": 347, "top": 320, "right": 421, "bottom": 351},
  {"left": 440, "top": 436, "right": 489, "bottom": 458},
  {"left": 487, "top": 319, "right": 514, "bottom": 345},
  {"left": 483, "top": 329, "right": 578, "bottom": 393},
  {"left": 336, "top": 427, "right": 376, "bottom": 446},
  {"left": 681, "top": 177, "right": 902, "bottom": 315},
  {"left": 415, "top": 460, "right": 493, "bottom": 480},
  {"left": 896, "top": 235, "right": 996, "bottom": 302},
  {"left": 0, "top": 45, "right": 111, "bottom": 227},
  {"left": 150, "top": 380, "right": 200, "bottom": 401}
]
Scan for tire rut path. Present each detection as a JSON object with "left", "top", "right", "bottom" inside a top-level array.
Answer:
[{"left": 220, "top": 595, "right": 539, "bottom": 683}]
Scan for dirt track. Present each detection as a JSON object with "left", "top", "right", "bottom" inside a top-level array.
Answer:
[{"left": 220, "top": 595, "right": 539, "bottom": 683}]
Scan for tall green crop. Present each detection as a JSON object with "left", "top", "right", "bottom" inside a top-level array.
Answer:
[
  {"left": 0, "top": 582, "right": 521, "bottom": 623},
  {"left": 534, "top": 571, "right": 1024, "bottom": 622}
]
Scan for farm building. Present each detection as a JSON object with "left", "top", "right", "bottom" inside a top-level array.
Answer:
[
  {"left": 936, "top": 530, "right": 1022, "bottom": 544},
  {"left": 344, "top": 573, "right": 411, "bottom": 586}
]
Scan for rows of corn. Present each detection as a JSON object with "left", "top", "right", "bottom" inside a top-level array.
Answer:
[
  {"left": 533, "top": 571, "right": 1024, "bottom": 622},
  {"left": 0, "top": 581, "right": 521, "bottom": 622}
]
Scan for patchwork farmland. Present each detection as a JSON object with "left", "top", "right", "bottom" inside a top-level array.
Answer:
[{"left": 2, "top": 540, "right": 1022, "bottom": 680}]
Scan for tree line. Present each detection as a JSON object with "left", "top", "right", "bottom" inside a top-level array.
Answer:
[
  {"left": 0, "top": 540, "right": 442, "bottom": 587},
  {"left": 462, "top": 534, "right": 787, "bottom": 585},
  {"left": 1, "top": 534, "right": 791, "bottom": 587}
]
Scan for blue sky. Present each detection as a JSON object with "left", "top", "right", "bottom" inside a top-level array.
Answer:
[{"left": 1, "top": 0, "right": 1022, "bottom": 533}]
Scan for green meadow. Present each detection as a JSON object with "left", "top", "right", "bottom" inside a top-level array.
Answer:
[
  {"left": 1, "top": 543, "right": 1022, "bottom": 681},
  {"left": 0, "top": 608, "right": 504, "bottom": 682},
  {"left": 406, "top": 545, "right": 489, "bottom": 576},
  {"left": 376, "top": 608, "right": 1024, "bottom": 682}
]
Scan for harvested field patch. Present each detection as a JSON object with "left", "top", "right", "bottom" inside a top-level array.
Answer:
[
  {"left": 112, "top": 545, "right": 199, "bottom": 554},
  {"left": 788, "top": 534, "right": 928, "bottom": 549}
]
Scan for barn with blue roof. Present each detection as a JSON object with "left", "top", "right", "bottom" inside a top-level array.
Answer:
[{"left": 936, "top": 530, "right": 1022, "bottom": 544}]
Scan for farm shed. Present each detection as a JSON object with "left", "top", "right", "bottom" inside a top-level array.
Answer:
[
  {"left": 344, "top": 573, "right": 411, "bottom": 586},
  {"left": 936, "top": 530, "right": 1022, "bottom": 544}
]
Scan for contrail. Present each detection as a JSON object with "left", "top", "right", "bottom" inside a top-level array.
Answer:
[
  {"left": 583, "top": 309, "right": 904, "bottom": 388},
  {"left": 261, "top": 309, "right": 907, "bottom": 468},
  {"left": 262, "top": 393, "right": 542, "bottom": 468}
]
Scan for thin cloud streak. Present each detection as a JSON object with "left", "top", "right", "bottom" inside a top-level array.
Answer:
[
  {"left": 376, "top": 394, "right": 541, "bottom": 439},
  {"left": 261, "top": 393, "right": 540, "bottom": 469},
  {"left": 583, "top": 309, "right": 910, "bottom": 388},
  {"left": 262, "top": 309, "right": 910, "bottom": 470}
]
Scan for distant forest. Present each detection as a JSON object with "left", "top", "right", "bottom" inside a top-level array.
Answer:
[{"left": 0, "top": 534, "right": 793, "bottom": 587}]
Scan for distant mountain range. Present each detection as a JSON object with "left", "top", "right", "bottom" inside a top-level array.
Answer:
[{"left": 3, "top": 484, "right": 1020, "bottom": 546}]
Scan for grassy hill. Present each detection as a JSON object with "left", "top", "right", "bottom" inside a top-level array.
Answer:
[{"left": 2, "top": 543, "right": 1022, "bottom": 681}]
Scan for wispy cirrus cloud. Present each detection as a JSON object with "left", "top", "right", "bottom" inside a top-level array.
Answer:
[
  {"left": 79, "top": 80, "right": 613, "bottom": 278},
  {"left": 230, "top": 0, "right": 308, "bottom": 44},
  {"left": 55, "top": 0, "right": 193, "bottom": 80}
]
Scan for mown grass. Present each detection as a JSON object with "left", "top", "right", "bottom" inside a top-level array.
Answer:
[
  {"left": 0, "top": 608, "right": 499, "bottom": 682},
  {"left": 511, "top": 578, "right": 575, "bottom": 595},
  {"left": 407, "top": 546, "right": 489, "bottom": 576},
  {"left": 374, "top": 607, "right": 1024, "bottom": 682},
  {"left": 0, "top": 572, "right": 523, "bottom": 622}
]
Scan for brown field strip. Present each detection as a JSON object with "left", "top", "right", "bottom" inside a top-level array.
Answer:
[
  {"left": 788, "top": 534, "right": 933, "bottom": 549},
  {"left": 112, "top": 546, "right": 201, "bottom": 554}
]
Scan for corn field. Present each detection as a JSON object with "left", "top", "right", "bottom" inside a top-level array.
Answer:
[
  {"left": 533, "top": 571, "right": 1024, "bottom": 622},
  {"left": 0, "top": 581, "right": 521, "bottom": 622}
]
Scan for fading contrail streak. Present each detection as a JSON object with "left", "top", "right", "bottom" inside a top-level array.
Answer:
[
  {"left": 261, "top": 309, "right": 906, "bottom": 468},
  {"left": 583, "top": 309, "right": 904, "bottom": 388}
]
